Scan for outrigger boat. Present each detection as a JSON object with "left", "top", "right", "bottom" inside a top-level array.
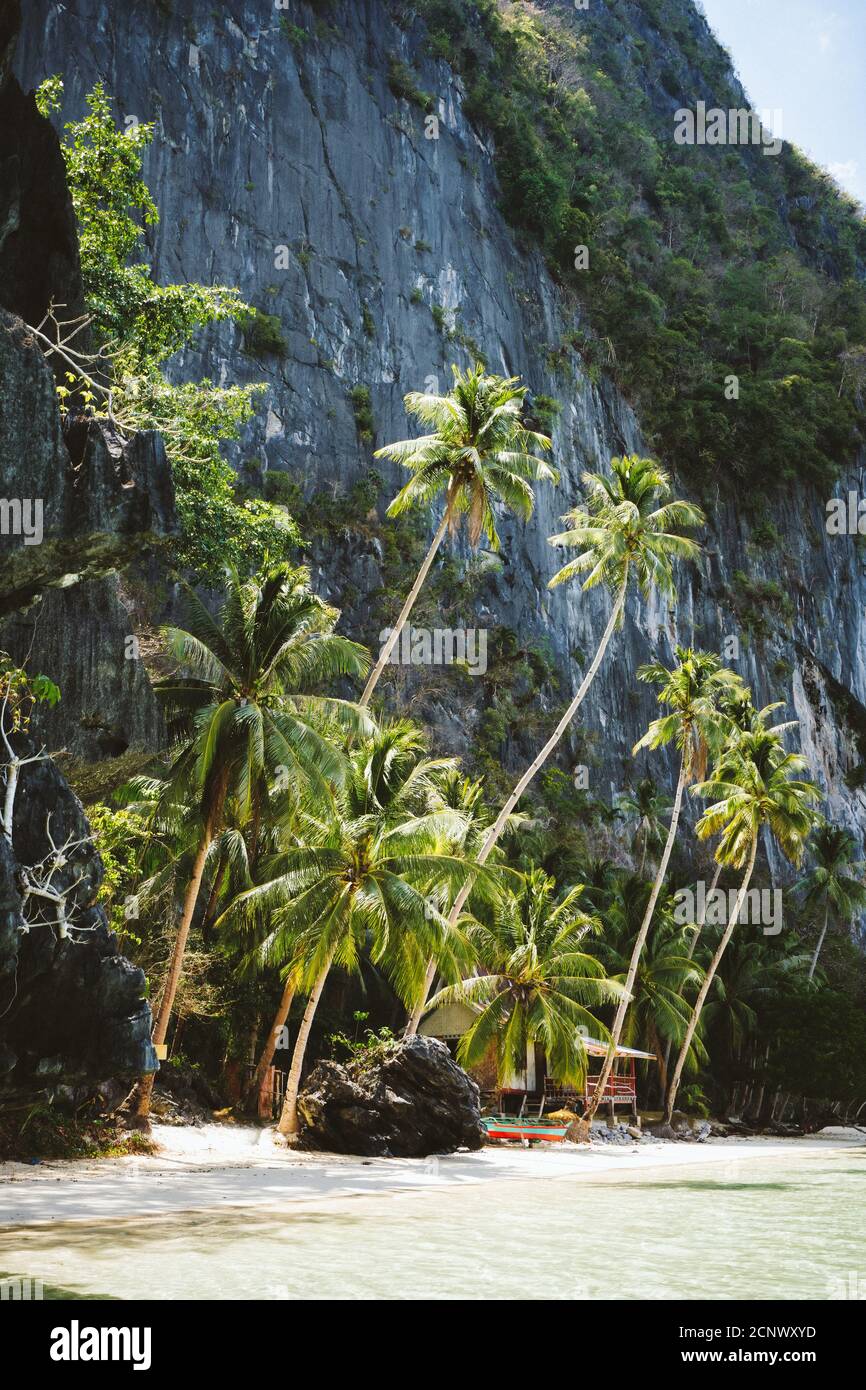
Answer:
[{"left": 481, "top": 1115, "right": 569, "bottom": 1144}]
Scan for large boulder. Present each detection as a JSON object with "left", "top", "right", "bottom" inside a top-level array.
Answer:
[
  {"left": 297, "top": 1035, "right": 484, "bottom": 1157},
  {"left": 0, "top": 746, "right": 157, "bottom": 1116}
]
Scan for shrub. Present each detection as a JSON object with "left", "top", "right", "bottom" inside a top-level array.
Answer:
[
  {"left": 387, "top": 55, "right": 434, "bottom": 111},
  {"left": 349, "top": 384, "right": 375, "bottom": 442},
  {"left": 242, "top": 309, "right": 287, "bottom": 358}
]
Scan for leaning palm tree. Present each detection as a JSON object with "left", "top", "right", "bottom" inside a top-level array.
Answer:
[
  {"left": 584, "top": 648, "right": 745, "bottom": 1122},
  {"left": 664, "top": 724, "right": 821, "bottom": 1123},
  {"left": 408, "top": 455, "right": 705, "bottom": 1030},
  {"left": 794, "top": 823, "right": 866, "bottom": 981},
  {"left": 361, "top": 363, "right": 556, "bottom": 706},
  {"left": 134, "top": 563, "right": 371, "bottom": 1119},
  {"left": 220, "top": 724, "right": 492, "bottom": 1137},
  {"left": 427, "top": 868, "right": 621, "bottom": 1089},
  {"left": 598, "top": 875, "right": 705, "bottom": 1100}
]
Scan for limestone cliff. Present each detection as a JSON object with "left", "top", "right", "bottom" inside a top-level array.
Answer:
[
  {"left": 12, "top": 0, "right": 866, "bottom": 881},
  {"left": 0, "top": 6, "right": 173, "bottom": 1112}
]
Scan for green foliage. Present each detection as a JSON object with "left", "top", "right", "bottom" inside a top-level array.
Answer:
[
  {"left": 349, "top": 384, "right": 375, "bottom": 441},
  {"left": 279, "top": 17, "right": 309, "bottom": 46},
  {"left": 87, "top": 803, "right": 150, "bottom": 941},
  {"left": 37, "top": 78, "right": 294, "bottom": 579},
  {"left": 387, "top": 55, "right": 434, "bottom": 111},
  {"left": 730, "top": 570, "right": 794, "bottom": 639},
  {"left": 0, "top": 654, "right": 60, "bottom": 734},
  {"left": 328, "top": 1020, "right": 397, "bottom": 1061},
  {"left": 241, "top": 309, "right": 287, "bottom": 358},
  {"left": 530, "top": 394, "right": 562, "bottom": 432},
  {"left": 405, "top": 0, "right": 866, "bottom": 490}
]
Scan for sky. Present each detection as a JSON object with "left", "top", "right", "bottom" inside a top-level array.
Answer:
[{"left": 698, "top": 0, "right": 866, "bottom": 207}]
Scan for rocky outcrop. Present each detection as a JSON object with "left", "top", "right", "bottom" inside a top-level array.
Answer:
[
  {"left": 0, "top": 9, "right": 168, "bottom": 1119},
  {"left": 0, "top": 0, "right": 83, "bottom": 328},
  {"left": 0, "top": 746, "right": 157, "bottom": 1114},
  {"left": 0, "top": 312, "right": 176, "bottom": 616},
  {"left": 0, "top": 10, "right": 174, "bottom": 753},
  {"left": 297, "top": 1035, "right": 484, "bottom": 1156}
]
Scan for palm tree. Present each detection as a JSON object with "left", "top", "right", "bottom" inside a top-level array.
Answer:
[
  {"left": 794, "top": 824, "right": 866, "bottom": 981},
  {"left": 134, "top": 563, "right": 370, "bottom": 1119},
  {"left": 584, "top": 648, "right": 744, "bottom": 1122},
  {"left": 361, "top": 363, "right": 555, "bottom": 707},
  {"left": 664, "top": 724, "right": 821, "bottom": 1123},
  {"left": 219, "top": 724, "right": 490, "bottom": 1137},
  {"left": 427, "top": 868, "right": 620, "bottom": 1088},
  {"left": 616, "top": 776, "right": 673, "bottom": 873},
  {"left": 598, "top": 875, "right": 705, "bottom": 1101},
  {"left": 408, "top": 455, "right": 705, "bottom": 1029}
]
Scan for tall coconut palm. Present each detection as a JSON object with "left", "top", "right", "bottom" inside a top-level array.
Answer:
[
  {"left": 794, "top": 824, "right": 866, "bottom": 981},
  {"left": 664, "top": 724, "right": 821, "bottom": 1123},
  {"left": 408, "top": 455, "right": 705, "bottom": 1030},
  {"left": 219, "top": 724, "right": 492, "bottom": 1137},
  {"left": 427, "top": 868, "right": 620, "bottom": 1088},
  {"left": 616, "top": 776, "right": 674, "bottom": 873},
  {"left": 584, "top": 648, "right": 745, "bottom": 1122},
  {"left": 134, "top": 563, "right": 371, "bottom": 1119},
  {"left": 360, "top": 363, "right": 556, "bottom": 707},
  {"left": 598, "top": 875, "right": 706, "bottom": 1100}
]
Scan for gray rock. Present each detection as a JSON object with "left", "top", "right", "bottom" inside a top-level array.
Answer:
[
  {"left": 0, "top": 745, "right": 157, "bottom": 1114},
  {"left": 0, "top": 314, "right": 177, "bottom": 616},
  {"left": 297, "top": 1035, "right": 484, "bottom": 1157},
  {"left": 11, "top": 0, "right": 866, "bottom": 875}
]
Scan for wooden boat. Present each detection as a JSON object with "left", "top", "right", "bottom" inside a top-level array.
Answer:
[{"left": 481, "top": 1114, "right": 568, "bottom": 1143}]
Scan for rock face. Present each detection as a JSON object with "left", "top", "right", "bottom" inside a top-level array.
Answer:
[
  {"left": 0, "top": 10, "right": 168, "bottom": 1116},
  {"left": 0, "top": 312, "right": 176, "bottom": 616},
  {"left": 0, "top": 747, "right": 157, "bottom": 1111},
  {"left": 0, "top": 0, "right": 84, "bottom": 328},
  {"left": 14, "top": 0, "right": 866, "bottom": 888},
  {"left": 0, "top": 13, "right": 176, "bottom": 750},
  {"left": 297, "top": 1035, "right": 484, "bottom": 1156}
]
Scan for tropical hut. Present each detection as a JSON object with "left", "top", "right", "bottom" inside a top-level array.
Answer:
[{"left": 419, "top": 1003, "right": 654, "bottom": 1119}]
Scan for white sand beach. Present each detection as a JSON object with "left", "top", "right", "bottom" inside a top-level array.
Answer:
[{"left": 1, "top": 1125, "right": 863, "bottom": 1229}]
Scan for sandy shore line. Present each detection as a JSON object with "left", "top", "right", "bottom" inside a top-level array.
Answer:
[{"left": 1, "top": 1125, "right": 862, "bottom": 1229}]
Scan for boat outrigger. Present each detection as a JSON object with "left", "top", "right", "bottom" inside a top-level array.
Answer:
[{"left": 481, "top": 1115, "right": 569, "bottom": 1144}]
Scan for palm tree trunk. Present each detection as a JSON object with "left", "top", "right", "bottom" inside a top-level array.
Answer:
[
  {"left": 359, "top": 512, "right": 449, "bottom": 707},
  {"left": 405, "top": 956, "right": 438, "bottom": 1036},
  {"left": 277, "top": 946, "right": 337, "bottom": 1137},
  {"left": 807, "top": 903, "right": 830, "bottom": 981},
  {"left": 664, "top": 837, "right": 758, "bottom": 1124},
  {"left": 135, "top": 829, "right": 212, "bottom": 1118},
  {"left": 661, "top": 859, "right": 721, "bottom": 1077},
  {"left": 584, "top": 750, "right": 688, "bottom": 1124},
  {"left": 244, "top": 972, "right": 297, "bottom": 1114},
  {"left": 406, "top": 576, "right": 628, "bottom": 1033}
]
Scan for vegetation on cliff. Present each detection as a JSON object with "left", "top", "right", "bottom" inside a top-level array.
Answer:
[{"left": 398, "top": 0, "right": 866, "bottom": 491}]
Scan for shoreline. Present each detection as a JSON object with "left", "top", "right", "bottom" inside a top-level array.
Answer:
[{"left": 1, "top": 1126, "right": 862, "bottom": 1231}]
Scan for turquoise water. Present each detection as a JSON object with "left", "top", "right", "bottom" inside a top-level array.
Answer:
[{"left": 1, "top": 1148, "right": 863, "bottom": 1300}]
